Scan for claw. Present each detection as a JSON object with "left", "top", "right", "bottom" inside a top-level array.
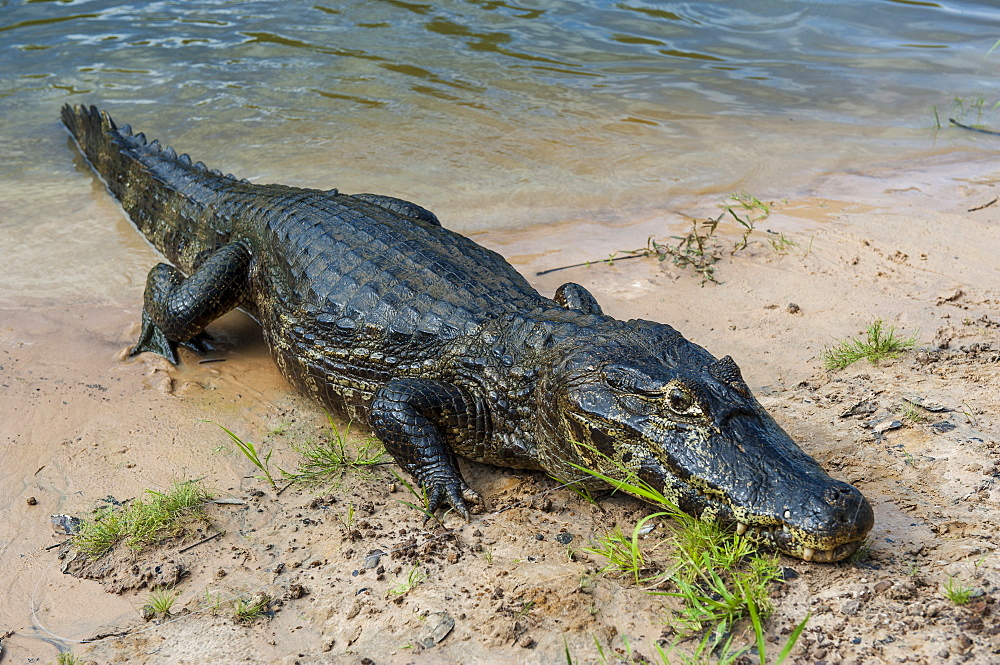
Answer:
[
  {"left": 130, "top": 310, "right": 180, "bottom": 364},
  {"left": 129, "top": 310, "right": 214, "bottom": 364},
  {"left": 420, "top": 478, "right": 484, "bottom": 522}
]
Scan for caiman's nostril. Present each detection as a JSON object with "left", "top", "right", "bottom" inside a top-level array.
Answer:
[{"left": 822, "top": 483, "right": 857, "bottom": 508}]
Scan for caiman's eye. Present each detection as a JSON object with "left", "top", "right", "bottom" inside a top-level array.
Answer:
[
  {"left": 665, "top": 385, "right": 699, "bottom": 415},
  {"left": 668, "top": 387, "right": 691, "bottom": 411}
]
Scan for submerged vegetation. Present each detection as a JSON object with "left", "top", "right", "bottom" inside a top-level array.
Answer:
[{"left": 73, "top": 480, "right": 212, "bottom": 558}]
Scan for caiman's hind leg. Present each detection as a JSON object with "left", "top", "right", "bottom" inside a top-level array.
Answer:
[
  {"left": 554, "top": 282, "right": 604, "bottom": 315},
  {"left": 130, "top": 241, "right": 251, "bottom": 365},
  {"left": 370, "top": 378, "right": 486, "bottom": 520}
]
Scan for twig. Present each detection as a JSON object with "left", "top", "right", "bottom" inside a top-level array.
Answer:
[
  {"left": 949, "top": 118, "right": 1000, "bottom": 136},
  {"left": 968, "top": 198, "right": 997, "bottom": 212},
  {"left": 535, "top": 253, "right": 645, "bottom": 276},
  {"left": 83, "top": 628, "right": 133, "bottom": 642},
  {"left": 45, "top": 538, "right": 70, "bottom": 551},
  {"left": 178, "top": 530, "right": 224, "bottom": 553},
  {"left": 198, "top": 358, "right": 226, "bottom": 364}
]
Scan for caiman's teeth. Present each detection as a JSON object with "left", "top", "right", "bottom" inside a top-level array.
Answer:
[
  {"left": 736, "top": 522, "right": 748, "bottom": 536},
  {"left": 801, "top": 547, "right": 815, "bottom": 562}
]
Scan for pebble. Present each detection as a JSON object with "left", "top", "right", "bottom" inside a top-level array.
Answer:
[
  {"left": 841, "top": 599, "right": 862, "bottom": 616},
  {"left": 866, "top": 415, "right": 903, "bottom": 433},
  {"left": 26, "top": 496, "right": 37, "bottom": 505}
]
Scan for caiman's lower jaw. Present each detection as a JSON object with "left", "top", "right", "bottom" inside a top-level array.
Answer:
[{"left": 735, "top": 521, "right": 864, "bottom": 563}]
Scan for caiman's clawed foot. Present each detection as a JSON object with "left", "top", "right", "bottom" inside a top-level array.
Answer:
[
  {"left": 130, "top": 309, "right": 180, "bottom": 364},
  {"left": 423, "top": 477, "right": 485, "bottom": 522},
  {"left": 371, "top": 377, "right": 487, "bottom": 522},
  {"left": 129, "top": 309, "right": 213, "bottom": 365}
]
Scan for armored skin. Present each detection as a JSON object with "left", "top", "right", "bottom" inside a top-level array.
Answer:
[{"left": 62, "top": 104, "right": 874, "bottom": 562}]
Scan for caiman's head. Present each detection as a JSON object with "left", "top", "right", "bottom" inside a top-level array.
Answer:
[{"left": 537, "top": 319, "right": 874, "bottom": 563}]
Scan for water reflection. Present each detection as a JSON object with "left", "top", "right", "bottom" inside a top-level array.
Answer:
[{"left": 0, "top": 0, "right": 997, "bottom": 304}]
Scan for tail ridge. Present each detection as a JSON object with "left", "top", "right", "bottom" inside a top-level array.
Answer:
[{"left": 61, "top": 104, "right": 243, "bottom": 268}]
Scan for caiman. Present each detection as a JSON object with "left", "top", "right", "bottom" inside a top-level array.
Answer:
[{"left": 61, "top": 104, "right": 874, "bottom": 563}]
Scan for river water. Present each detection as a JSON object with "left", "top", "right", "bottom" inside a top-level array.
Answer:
[{"left": 0, "top": 0, "right": 997, "bottom": 304}]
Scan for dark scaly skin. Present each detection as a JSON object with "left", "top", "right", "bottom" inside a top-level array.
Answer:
[{"left": 62, "top": 104, "right": 874, "bottom": 562}]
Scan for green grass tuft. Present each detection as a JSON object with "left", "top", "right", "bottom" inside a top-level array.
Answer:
[
  {"left": 73, "top": 480, "right": 212, "bottom": 558},
  {"left": 285, "top": 415, "right": 385, "bottom": 486},
  {"left": 943, "top": 576, "right": 975, "bottom": 605},
  {"left": 232, "top": 593, "right": 272, "bottom": 624},
  {"left": 209, "top": 422, "right": 278, "bottom": 489},
  {"left": 821, "top": 319, "right": 917, "bottom": 370},
  {"left": 143, "top": 586, "right": 180, "bottom": 620},
  {"left": 584, "top": 512, "right": 664, "bottom": 585},
  {"left": 388, "top": 563, "right": 427, "bottom": 599},
  {"left": 568, "top": 446, "right": 809, "bottom": 664}
]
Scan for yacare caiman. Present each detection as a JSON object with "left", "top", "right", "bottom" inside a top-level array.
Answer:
[{"left": 61, "top": 104, "right": 873, "bottom": 562}]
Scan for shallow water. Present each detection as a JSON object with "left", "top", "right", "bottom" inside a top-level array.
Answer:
[{"left": 0, "top": 0, "right": 998, "bottom": 302}]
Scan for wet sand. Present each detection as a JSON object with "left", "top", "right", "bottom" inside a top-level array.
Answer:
[{"left": 1, "top": 154, "right": 999, "bottom": 664}]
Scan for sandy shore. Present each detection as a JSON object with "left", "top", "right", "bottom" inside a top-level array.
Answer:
[{"left": 1, "top": 154, "right": 999, "bottom": 664}]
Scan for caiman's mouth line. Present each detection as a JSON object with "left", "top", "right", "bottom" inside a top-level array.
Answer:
[
  {"left": 676, "top": 485, "right": 864, "bottom": 563},
  {"left": 733, "top": 520, "right": 863, "bottom": 563}
]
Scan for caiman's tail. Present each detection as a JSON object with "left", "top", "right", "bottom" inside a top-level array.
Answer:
[{"left": 61, "top": 104, "right": 241, "bottom": 270}]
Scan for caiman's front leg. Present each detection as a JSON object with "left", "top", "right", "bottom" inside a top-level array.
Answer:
[
  {"left": 370, "top": 378, "right": 486, "bottom": 520},
  {"left": 130, "top": 241, "right": 251, "bottom": 364}
]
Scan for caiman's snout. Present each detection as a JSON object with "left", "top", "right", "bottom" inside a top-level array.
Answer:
[
  {"left": 771, "top": 477, "right": 874, "bottom": 563},
  {"left": 752, "top": 474, "right": 875, "bottom": 563}
]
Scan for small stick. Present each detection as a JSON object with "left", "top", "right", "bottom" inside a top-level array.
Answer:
[
  {"left": 949, "top": 118, "right": 1000, "bottom": 136},
  {"left": 198, "top": 358, "right": 226, "bottom": 364},
  {"left": 178, "top": 530, "right": 224, "bottom": 553},
  {"left": 45, "top": 539, "right": 70, "bottom": 551},
  {"left": 968, "top": 198, "right": 997, "bottom": 212},
  {"left": 535, "top": 253, "right": 645, "bottom": 276}
]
